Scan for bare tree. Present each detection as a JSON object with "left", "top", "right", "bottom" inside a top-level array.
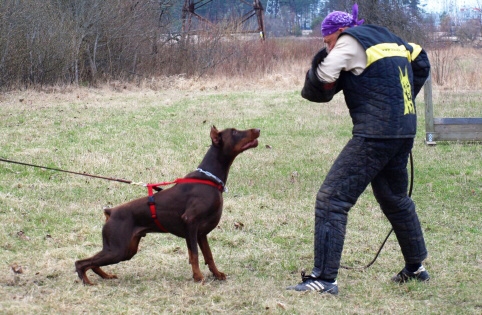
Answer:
[
  {"left": 0, "top": 0, "right": 180, "bottom": 88},
  {"left": 457, "top": 19, "right": 482, "bottom": 45}
]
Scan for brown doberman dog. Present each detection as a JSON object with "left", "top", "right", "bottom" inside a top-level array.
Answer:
[{"left": 75, "top": 126, "right": 260, "bottom": 285}]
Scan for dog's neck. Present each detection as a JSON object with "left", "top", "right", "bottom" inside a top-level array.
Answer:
[{"left": 196, "top": 145, "right": 235, "bottom": 185}]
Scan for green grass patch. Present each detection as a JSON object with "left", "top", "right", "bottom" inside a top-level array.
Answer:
[{"left": 0, "top": 87, "right": 481, "bottom": 314}]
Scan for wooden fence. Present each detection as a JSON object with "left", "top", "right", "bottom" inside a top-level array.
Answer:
[{"left": 423, "top": 75, "right": 482, "bottom": 145}]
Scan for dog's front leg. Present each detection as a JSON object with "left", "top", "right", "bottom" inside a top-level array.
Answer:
[
  {"left": 185, "top": 237, "right": 204, "bottom": 282},
  {"left": 182, "top": 214, "right": 204, "bottom": 282},
  {"left": 198, "top": 235, "right": 226, "bottom": 280}
]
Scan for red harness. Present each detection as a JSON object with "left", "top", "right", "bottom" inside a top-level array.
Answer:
[{"left": 146, "top": 178, "right": 224, "bottom": 232}]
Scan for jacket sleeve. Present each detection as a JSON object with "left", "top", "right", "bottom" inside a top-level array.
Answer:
[{"left": 410, "top": 44, "right": 431, "bottom": 98}]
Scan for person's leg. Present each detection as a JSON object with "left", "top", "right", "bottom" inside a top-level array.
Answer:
[
  {"left": 288, "top": 137, "right": 396, "bottom": 293},
  {"left": 371, "top": 138, "right": 429, "bottom": 282}
]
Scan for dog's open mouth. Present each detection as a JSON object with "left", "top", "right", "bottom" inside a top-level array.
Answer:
[
  {"left": 240, "top": 129, "right": 260, "bottom": 151},
  {"left": 241, "top": 139, "right": 259, "bottom": 150}
]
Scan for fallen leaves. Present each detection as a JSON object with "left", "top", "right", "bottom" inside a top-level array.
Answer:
[{"left": 10, "top": 263, "right": 23, "bottom": 274}]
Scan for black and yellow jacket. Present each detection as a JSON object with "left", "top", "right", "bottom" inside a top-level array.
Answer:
[{"left": 302, "top": 24, "right": 431, "bottom": 138}]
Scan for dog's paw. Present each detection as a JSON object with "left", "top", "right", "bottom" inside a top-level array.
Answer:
[
  {"left": 193, "top": 273, "right": 204, "bottom": 283},
  {"left": 80, "top": 278, "right": 95, "bottom": 286},
  {"left": 103, "top": 274, "right": 118, "bottom": 280},
  {"left": 194, "top": 276, "right": 205, "bottom": 283},
  {"left": 214, "top": 272, "right": 226, "bottom": 280}
]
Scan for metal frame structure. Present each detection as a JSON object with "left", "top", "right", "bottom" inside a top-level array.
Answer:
[
  {"left": 182, "top": 0, "right": 266, "bottom": 39},
  {"left": 424, "top": 74, "right": 482, "bottom": 145}
]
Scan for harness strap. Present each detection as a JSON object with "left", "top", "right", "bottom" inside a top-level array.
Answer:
[
  {"left": 146, "top": 184, "right": 168, "bottom": 232},
  {"left": 146, "top": 178, "right": 224, "bottom": 232}
]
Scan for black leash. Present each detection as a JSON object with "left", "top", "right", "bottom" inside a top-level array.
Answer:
[
  {"left": 0, "top": 157, "right": 135, "bottom": 184},
  {"left": 340, "top": 151, "right": 414, "bottom": 270}
]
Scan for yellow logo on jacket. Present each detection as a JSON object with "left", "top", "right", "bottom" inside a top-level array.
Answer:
[{"left": 399, "top": 66, "right": 415, "bottom": 115}]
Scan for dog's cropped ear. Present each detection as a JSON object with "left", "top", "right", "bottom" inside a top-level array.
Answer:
[{"left": 210, "top": 125, "right": 221, "bottom": 146}]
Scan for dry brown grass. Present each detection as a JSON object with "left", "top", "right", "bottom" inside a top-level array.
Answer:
[
  {"left": 118, "top": 43, "right": 482, "bottom": 93},
  {"left": 428, "top": 46, "right": 482, "bottom": 90},
  {"left": 5, "top": 37, "right": 480, "bottom": 94}
]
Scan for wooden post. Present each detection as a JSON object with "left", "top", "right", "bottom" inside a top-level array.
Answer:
[{"left": 423, "top": 73, "right": 436, "bottom": 145}]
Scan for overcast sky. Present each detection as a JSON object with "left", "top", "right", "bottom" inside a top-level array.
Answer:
[{"left": 423, "top": 0, "right": 482, "bottom": 13}]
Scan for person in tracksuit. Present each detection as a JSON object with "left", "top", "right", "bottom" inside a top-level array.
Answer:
[{"left": 286, "top": 4, "right": 431, "bottom": 295}]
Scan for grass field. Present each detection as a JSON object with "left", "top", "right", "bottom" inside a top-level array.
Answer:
[{"left": 0, "top": 79, "right": 481, "bottom": 314}]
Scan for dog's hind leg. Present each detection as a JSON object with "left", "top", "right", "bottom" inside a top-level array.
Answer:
[
  {"left": 74, "top": 224, "right": 143, "bottom": 285},
  {"left": 75, "top": 251, "right": 123, "bottom": 285},
  {"left": 91, "top": 266, "right": 118, "bottom": 280},
  {"left": 198, "top": 235, "right": 226, "bottom": 280},
  {"left": 75, "top": 259, "right": 96, "bottom": 285}
]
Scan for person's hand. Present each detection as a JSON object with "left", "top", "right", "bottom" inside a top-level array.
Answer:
[{"left": 311, "top": 48, "right": 328, "bottom": 71}]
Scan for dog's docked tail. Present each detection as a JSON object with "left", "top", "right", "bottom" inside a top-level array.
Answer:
[{"left": 103, "top": 207, "right": 112, "bottom": 221}]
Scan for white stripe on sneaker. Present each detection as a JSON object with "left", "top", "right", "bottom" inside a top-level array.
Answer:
[
  {"left": 307, "top": 281, "right": 325, "bottom": 291},
  {"left": 414, "top": 266, "right": 426, "bottom": 275}
]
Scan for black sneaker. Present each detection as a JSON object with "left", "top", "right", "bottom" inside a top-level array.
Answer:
[
  {"left": 286, "top": 271, "right": 338, "bottom": 295},
  {"left": 391, "top": 266, "right": 430, "bottom": 283}
]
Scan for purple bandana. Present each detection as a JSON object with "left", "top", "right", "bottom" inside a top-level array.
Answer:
[{"left": 321, "top": 3, "right": 364, "bottom": 37}]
